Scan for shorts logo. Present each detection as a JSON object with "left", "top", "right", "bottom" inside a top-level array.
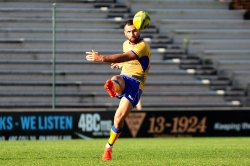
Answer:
[{"left": 128, "top": 95, "right": 133, "bottom": 100}]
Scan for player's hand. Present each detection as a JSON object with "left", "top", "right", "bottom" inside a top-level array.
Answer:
[
  {"left": 85, "top": 50, "right": 104, "bottom": 62},
  {"left": 111, "top": 63, "right": 122, "bottom": 69}
]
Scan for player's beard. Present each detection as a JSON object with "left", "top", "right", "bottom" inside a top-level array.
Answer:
[{"left": 129, "top": 36, "right": 140, "bottom": 44}]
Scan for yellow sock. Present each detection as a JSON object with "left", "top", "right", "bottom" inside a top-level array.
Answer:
[
  {"left": 108, "top": 125, "right": 122, "bottom": 146},
  {"left": 111, "top": 80, "right": 120, "bottom": 93}
]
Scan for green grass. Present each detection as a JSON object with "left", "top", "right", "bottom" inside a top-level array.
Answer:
[{"left": 0, "top": 138, "right": 250, "bottom": 166}]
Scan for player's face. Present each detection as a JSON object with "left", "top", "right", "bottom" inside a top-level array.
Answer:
[{"left": 124, "top": 24, "right": 140, "bottom": 44}]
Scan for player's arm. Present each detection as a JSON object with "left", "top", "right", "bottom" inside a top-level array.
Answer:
[
  {"left": 111, "top": 63, "right": 123, "bottom": 69},
  {"left": 85, "top": 50, "right": 137, "bottom": 63}
]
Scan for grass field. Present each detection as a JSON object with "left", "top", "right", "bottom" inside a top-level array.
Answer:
[{"left": 1, "top": 137, "right": 250, "bottom": 166}]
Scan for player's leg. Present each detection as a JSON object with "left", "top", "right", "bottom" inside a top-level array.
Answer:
[
  {"left": 135, "top": 99, "right": 142, "bottom": 110},
  {"left": 112, "top": 96, "right": 133, "bottom": 134},
  {"left": 104, "top": 75, "right": 125, "bottom": 97},
  {"left": 102, "top": 97, "right": 133, "bottom": 161}
]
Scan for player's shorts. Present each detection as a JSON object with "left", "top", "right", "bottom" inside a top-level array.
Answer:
[{"left": 117, "top": 75, "right": 142, "bottom": 107}]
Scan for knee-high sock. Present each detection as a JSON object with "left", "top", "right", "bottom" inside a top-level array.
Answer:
[
  {"left": 111, "top": 80, "right": 121, "bottom": 93},
  {"left": 108, "top": 125, "right": 122, "bottom": 146}
]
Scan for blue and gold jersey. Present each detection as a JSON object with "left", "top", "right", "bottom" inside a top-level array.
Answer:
[{"left": 121, "top": 39, "right": 150, "bottom": 91}]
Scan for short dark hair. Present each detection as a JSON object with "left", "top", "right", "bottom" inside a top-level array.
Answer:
[{"left": 123, "top": 19, "right": 133, "bottom": 28}]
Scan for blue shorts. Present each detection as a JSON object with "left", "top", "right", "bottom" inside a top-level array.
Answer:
[{"left": 117, "top": 75, "right": 142, "bottom": 107}]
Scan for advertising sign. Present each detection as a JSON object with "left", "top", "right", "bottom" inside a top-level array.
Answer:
[
  {"left": 123, "top": 111, "right": 250, "bottom": 137},
  {"left": 0, "top": 110, "right": 249, "bottom": 140}
]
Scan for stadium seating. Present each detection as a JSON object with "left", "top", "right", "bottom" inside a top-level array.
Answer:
[{"left": 0, "top": 0, "right": 249, "bottom": 109}]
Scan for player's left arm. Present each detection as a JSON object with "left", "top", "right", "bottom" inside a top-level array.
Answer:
[
  {"left": 111, "top": 63, "right": 123, "bottom": 69},
  {"left": 85, "top": 50, "right": 137, "bottom": 63}
]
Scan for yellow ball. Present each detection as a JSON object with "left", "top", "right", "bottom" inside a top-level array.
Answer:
[{"left": 133, "top": 11, "right": 150, "bottom": 30}]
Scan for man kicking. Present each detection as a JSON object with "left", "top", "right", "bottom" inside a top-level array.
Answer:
[{"left": 85, "top": 19, "right": 151, "bottom": 161}]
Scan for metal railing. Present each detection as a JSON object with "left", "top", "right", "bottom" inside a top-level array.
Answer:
[{"left": 52, "top": 3, "right": 57, "bottom": 109}]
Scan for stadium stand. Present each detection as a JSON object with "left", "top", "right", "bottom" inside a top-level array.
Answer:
[{"left": 0, "top": 0, "right": 249, "bottom": 109}]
